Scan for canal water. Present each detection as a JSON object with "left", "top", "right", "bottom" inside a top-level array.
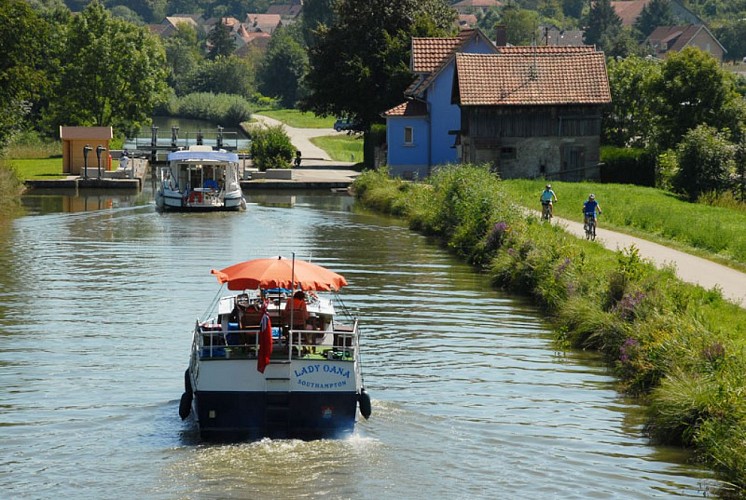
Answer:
[{"left": 0, "top": 190, "right": 721, "bottom": 499}]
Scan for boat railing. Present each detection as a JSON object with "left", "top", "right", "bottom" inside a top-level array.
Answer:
[{"left": 195, "top": 322, "right": 358, "bottom": 361}]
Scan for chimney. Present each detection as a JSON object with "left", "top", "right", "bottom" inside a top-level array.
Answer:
[{"left": 495, "top": 25, "right": 507, "bottom": 47}]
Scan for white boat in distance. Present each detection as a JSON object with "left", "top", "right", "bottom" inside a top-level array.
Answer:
[
  {"left": 179, "top": 256, "right": 372, "bottom": 440},
  {"left": 155, "top": 146, "right": 246, "bottom": 211}
]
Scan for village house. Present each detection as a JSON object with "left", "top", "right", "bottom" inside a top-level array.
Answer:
[
  {"left": 383, "top": 28, "right": 498, "bottom": 178},
  {"left": 610, "top": 0, "right": 702, "bottom": 27},
  {"left": 451, "top": 47, "right": 611, "bottom": 181},
  {"left": 646, "top": 25, "right": 726, "bottom": 62}
]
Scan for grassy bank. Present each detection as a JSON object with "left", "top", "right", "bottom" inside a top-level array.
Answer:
[
  {"left": 310, "top": 135, "right": 363, "bottom": 163},
  {"left": 353, "top": 165, "right": 746, "bottom": 495},
  {"left": 502, "top": 180, "right": 746, "bottom": 270},
  {"left": 0, "top": 162, "right": 25, "bottom": 223}
]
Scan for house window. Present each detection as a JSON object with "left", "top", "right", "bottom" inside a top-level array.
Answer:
[
  {"left": 500, "top": 147, "right": 516, "bottom": 159},
  {"left": 404, "top": 126, "right": 414, "bottom": 145}
]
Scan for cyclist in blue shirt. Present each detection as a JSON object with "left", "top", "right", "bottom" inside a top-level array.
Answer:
[
  {"left": 540, "top": 184, "right": 558, "bottom": 218},
  {"left": 583, "top": 193, "right": 602, "bottom": 230}
]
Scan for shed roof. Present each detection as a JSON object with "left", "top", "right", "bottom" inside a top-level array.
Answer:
[
  {"left": 59, "top": 126, "right": 113, "bottom": 140},
  {"left": 453, "top": 50, "right": 611, "bottom": 106}
]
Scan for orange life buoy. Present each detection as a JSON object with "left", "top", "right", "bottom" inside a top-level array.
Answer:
[{"left": 188, "top": 191, "right": 203, "bottom": 204}]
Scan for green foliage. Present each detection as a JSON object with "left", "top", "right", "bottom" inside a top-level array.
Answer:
[
  {"left": 0, "top": 0, "right": 49, "bottom": 150},
  {"left": 634, "top": 0, "right": 676, "bottom": 39},
  {"left": 673, "top": 125, "right": 735, "bottom": 201},
  {"left": 159, "top": 92, "right": 253, "bottom": 126},
  {"left": 600, "top": 146, "right": 656, "bottom": 186},
  {"left": 301, "top": 0, "right": 455, "bottom": 129},
  {"left": 650, "top": 47, "right": 745, "bottom": 151},
  {"left": 43, "top": 0, "right": 169, "bottom": 138},
  {"left": 207, "top": 21, "right": 234, "bottom": 60},
  {"left": 181, "top": 56, "right": 257, "bottom": 98},
  {"left": 248, "top": 124, "right": 294, "bottom": 171},
  {"left": 258, "top": 26, "right": 309, "bottom": 108},
  {"left": 255, "top": 109, "right": 333, "bottom": 128},
  {"left": 583, "top": 0, "right": 622, "bottom": 48},
  {"left": 353, "top": 167, "right": 746, "bottom": 491},
  {"left": 0, "top": 162, "right": 25, "bottom": 219},
  {"left": 501, "top": 6, "right": 541, "bottom": 45}
]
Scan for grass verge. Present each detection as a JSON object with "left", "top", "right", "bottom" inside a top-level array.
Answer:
[
  {"left": 310, "top": 134, "right": 363, "bottom": 163},
  {"left": 353, "top": 165, "right": 746, "bottom": 496}
]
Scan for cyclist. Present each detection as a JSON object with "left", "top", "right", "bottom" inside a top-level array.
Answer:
[
  {"left": 583, "top": 193, "right": 602, "bottom": 230},
  {"left": 539, "top": 184, "right": 558, "bottom": 218}
]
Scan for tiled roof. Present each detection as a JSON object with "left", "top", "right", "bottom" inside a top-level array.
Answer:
[
  {"left": 411, "top": 37, "right": 464, "bottom": 73},
  {"left": 454, "top": 51, "right": 611, "bottom": 106},
  {"left": 496, "top": 45, "right": 596, "bottom": 54},
  {"left": 611, "top": 1, "right": 648, "bottom": 26},
  {"left": 383, "top": 100, "right": 429, "bottom": 117},
  {"left": 647, "top": 25, "right": 718, "bottom": 54}
]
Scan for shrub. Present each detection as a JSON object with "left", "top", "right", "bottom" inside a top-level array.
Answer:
[
  {"left": 600, "top": 146, "right": 655, "bottom": 186},
  {"left": 248, "top": 124, "right": 294, "bottom": 171}
]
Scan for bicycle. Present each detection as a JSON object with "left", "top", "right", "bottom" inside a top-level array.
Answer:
[
  {"left": 584, "top": 213, "right": 597, "bottom": 241},
  {"left": 541, "top": 201, "right": 553, "bottom": 221}
]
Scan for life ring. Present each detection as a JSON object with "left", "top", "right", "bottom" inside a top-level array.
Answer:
[
  {"left": 358, "top": 388, "right": 372, "bottom": 420},
  {"left": 188, "top": 191, "right": 203, "bottom": 204}
]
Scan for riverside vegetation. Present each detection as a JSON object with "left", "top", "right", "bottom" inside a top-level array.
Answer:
[{"left": 353, "top": 165, "right": 746, "bottom": 496}]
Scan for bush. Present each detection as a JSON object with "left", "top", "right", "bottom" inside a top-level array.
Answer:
[
  {"left": 673, "top": 125, "right": 735, "bottom": 201},
  {"left": 248, "top": 124, "right": 294, "bottom": 171},
  {"left": 600, "top": 146, "right": 655, "bottom": 186}
]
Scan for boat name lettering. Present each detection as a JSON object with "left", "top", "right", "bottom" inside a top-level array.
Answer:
[
  {"left": 297, "top": 379, "right": 348, "bottom": 388},
  {"left": 293, "top": 364, "right": 351, "bottom": 379}
]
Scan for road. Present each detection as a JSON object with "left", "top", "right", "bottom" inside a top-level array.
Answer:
[{"left": 550, "top": 215, "right": 746, "bottom": 308}]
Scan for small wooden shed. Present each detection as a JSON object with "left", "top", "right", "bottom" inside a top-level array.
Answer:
[{"left": 60, "top": 126, "right": 113, "bottom": 175}]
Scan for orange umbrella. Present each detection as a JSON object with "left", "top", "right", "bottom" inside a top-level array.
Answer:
[{"left": 211, "top": 256, "right": 348, "bottom": 291}]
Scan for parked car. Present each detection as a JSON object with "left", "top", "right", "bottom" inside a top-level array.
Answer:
[{"left": 334, "top": 118, "right": 358, "bottom": 132}]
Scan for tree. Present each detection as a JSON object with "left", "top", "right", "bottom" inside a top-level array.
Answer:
[
  {"left": 649, "top": 47, "right": 745, "bottom": 151},
  {"left": 502, "top": 6, "right": 541, "bottom": 45},
  {"left": 634, "top": 0, "right": 675, "bottom": 39},
  {"left": 207, "top": 21, "right": 235, "bottom": 60},
  {"left": 562, "top": 0, "right": 585, "bottom": 20},
  {"left": 258, "top": 26, "right": 308, "bottom": 107},
  {"left": 301, "top": 0, "right": 337, "bottom": 47},
  {"left": 163, "top": 23, "right": 204, "bottom": 96},
  {"left": 0, "top": 0, "right": 50, "bottom": 149},
  {"left": 673, "top": 124, "right": 735, "bottom": 201},
  {"left": 46, "top": 0, "right": 169, "bottom": 137},
  {"left": 301, "top": 0, "right": 455, "bottom": 129},
  {"left": 713, "top": 19, "right": 746, "bottom": 62},
  {"left": 583, "top": 0, "right": 622, "bottom": 49},
  {"left": 186, "top": 56, "right": 256, "bottom": 97},
  {"left": 603, "top": 56, "right": 661, "bottom": 147}
]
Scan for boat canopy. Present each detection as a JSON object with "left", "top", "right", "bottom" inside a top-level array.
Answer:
[{"left": 167, "top": 150, "right": 239, "bottom": 163}]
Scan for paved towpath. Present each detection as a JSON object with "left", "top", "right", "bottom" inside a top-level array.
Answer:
[{"left": 549, "top": 215, "right": 746, "bottom": 308}]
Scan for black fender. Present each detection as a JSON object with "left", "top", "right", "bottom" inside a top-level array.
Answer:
[
  {"left": 358, "top": 388, "right": 372, "bottom": 420},
  {"left": 179, "top": 391, "right": 192, "bottom": 420}
]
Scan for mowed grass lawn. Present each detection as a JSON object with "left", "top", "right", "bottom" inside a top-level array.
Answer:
[
  {"left": 311, "top": 134, "right": 363, "bottom": 163},
  {"left": 253, "top": 109, "right": 334, "bottom": 128},
  {"left": 502, "top": 179, "right": 746, "bottom": 269}
]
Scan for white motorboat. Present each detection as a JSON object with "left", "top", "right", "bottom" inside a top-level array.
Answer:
[
  {"left": 179, "top": 256, "right": 371, "bottom": 440},
  {"left": 155, "top": 146, "right": 246, "bottom": 211}
]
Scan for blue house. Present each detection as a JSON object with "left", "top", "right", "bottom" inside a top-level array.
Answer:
[{"left": 383, "top": 28, "right": 497, "bottom": 178}]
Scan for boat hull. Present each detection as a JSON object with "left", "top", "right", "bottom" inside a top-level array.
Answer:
[{"left": 193, "top": 389, "right": 357, "bottom": 440}]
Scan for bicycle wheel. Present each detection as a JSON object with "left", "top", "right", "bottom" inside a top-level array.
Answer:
[{"left": 590, "top": 221, "right": 596, "bottom": 241}]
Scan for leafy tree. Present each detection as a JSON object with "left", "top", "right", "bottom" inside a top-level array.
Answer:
[
  {"left": 301, "top": 0, "right": 455, "bottom": 130},
  {"left": 163, "top": 23, "right": 204, "bottom": 96},
  {"left": 712, "top": 19, "right": 746, "bottom": 62},
  {"left": 502, "top": 6, "right": 541, "bottom": 45},
  {"left": 186, "top": 56, "right": 256, "bottom": 97},
  {"left": 583, "top": 0, "right": 622, "bottom": 49},
  {"left": 258, "top": 26, "right": 308, "bottom": 108},
  {"left": 673, "top": 124, "right": 735, "bottom": 201},
  {"left": 562, "top": 0, "right": 585, "bottom": 20},
  {"left": 0, "top": 0, "right": 49, "bottom": 149},
  {"left": 649, "top": 47, "right": 745, "bottom": 151},
  {"left": 634, "top": 0, "right": 676, "bottom": 39},
  {"left": 109, "top": 5, "right": 144, "bottom": 25},
  {"left": 45, "top": 0, "right": 169, "bottom": 137},
  {"left": 301, "top": 0, "right": 337, "bottom": 47},
  {"left": 476, "top": 7, "right": 502, "bottom": 37},
  {"left": 603, "top": 56, "right": 661, "bottom": 147},
  {"left": 207, "top": 21, "right": 234, "bottom": 60}
]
